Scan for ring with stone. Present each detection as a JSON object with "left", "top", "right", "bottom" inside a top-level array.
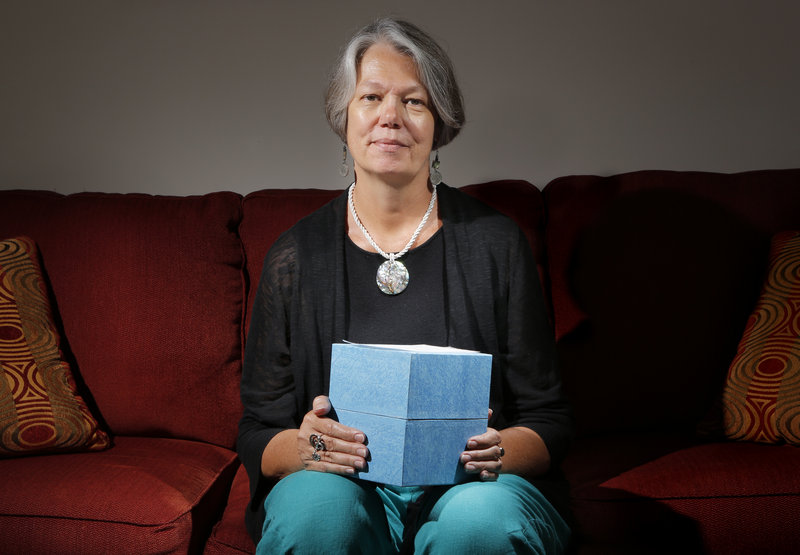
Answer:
[{"left": 499, "top": 446, "right": 505, "bottom": 458}]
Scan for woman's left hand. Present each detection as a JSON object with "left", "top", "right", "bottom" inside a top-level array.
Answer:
[{"left": 460, "top": 425, "right": 504, "bottom": 481}]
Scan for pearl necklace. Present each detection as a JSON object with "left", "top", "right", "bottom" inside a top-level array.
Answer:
[{"left": 348, "top": 182, "right": 438, "bottom": 295}]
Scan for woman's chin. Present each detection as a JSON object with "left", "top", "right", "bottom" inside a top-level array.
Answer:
[
  {"left": 361, "top": 170, "right": 427, "bottom": 187},
  {"left": 356, "top": 161, "right": 429, "bottom": 184}
]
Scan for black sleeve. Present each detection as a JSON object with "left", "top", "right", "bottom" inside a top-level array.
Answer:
[
  {"left": 236, "top": 232, "right": 298, "bottom": 541},
  {"left": 501, "top": 226, "right": 573, "bottom": 466}
]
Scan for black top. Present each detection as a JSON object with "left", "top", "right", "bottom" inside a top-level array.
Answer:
[
  {"left": 345, "top": 229, "right": 447, "bottom": 346},
  {"left": 238, "top": 184, "right": 573, "bottom": 542}
]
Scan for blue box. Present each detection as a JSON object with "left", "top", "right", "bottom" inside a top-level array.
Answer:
[{"left": 328, "top": 343, "right": 492, "bottom": 486}]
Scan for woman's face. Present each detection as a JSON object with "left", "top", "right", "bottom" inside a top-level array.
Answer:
[{"left": 346, "top": 43, "right": 436, "bottom": 186}]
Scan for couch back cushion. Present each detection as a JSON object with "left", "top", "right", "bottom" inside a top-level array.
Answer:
[
  {"left": 0, "top": 191, "right": 244, "bottom": 448},
  {"left": 240, "top": 181, "right": 547, "bottom": 334},
  {"left": 544, "top": 169, "right": 800, "bottom": 435},
  {"left": 240, "top": 188, "right": 341, "bottom": 333}
]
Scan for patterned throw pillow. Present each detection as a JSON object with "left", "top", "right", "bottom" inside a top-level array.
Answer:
[
  {"left": 0, "top": 237, "right": 110, "bottom": 456},
  {"left": 723, "top": 231, "right": 800, "bottom": 445}
]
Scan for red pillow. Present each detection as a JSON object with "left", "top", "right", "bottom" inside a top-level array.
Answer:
[
  {"left": 723, "top": 231, "right": 800, "bottom": 445},
  {"left": 0, "top": 237, "right": 110, "bottom": 456}
]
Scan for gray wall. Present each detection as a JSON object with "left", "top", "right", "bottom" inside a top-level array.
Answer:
[{"left": 2, "top": 0, "right": 798, "bottom": 195}]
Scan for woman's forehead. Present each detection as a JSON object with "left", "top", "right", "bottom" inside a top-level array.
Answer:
[{"left": 356, "top": 43, "right": 424, "bottom": 88}]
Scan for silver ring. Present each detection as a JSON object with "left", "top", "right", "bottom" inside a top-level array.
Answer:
[
  {"left": 309, "top": 434, "right": 327, "bottom": 462},
  {"left": 309, "top": 434, "right": 327, "bottom": 451}
]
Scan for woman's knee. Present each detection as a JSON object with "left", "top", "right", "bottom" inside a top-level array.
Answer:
[
  {"left": 258, "top": 471, "right": 391, "bottom": 554},
  {"left": 414, "top": 477, "right": 569, "bottom": 554},
  {"left": 418, "top": 482, "right": 519, "bottom": 546}
]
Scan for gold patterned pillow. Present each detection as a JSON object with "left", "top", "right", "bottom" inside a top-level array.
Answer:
[
  {"left": 723, "top": 231, "right": 800, "bottom": 444},
  {"left": 0, "top": 237, "right": 110, "bottom": 456}
]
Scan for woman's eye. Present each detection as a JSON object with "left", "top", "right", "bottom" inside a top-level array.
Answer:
[
  {"left": 406, "top": 98, "right": 425, "bottom": 106},
  {"left": 363, "top": 94, "right": 380, "bottom": 102}
]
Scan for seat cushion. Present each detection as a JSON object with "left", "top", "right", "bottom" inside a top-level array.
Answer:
[
  {"left": 0, "top": 190, "right": 245, "bottom": 448},
  {"left": 0, "top": 436, "right": 239, "bottom": 554},
  {"left": 565, "top": 435, "right": 800, "bottom": 553}
]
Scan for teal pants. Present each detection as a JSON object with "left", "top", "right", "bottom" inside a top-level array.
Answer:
[{"left": 258, "top": 470, "right": 570, "bottom": 554}]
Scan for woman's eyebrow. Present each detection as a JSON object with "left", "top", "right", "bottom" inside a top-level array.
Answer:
[{"left": 356, "top": 80, "right": 427, "bottom": 96}]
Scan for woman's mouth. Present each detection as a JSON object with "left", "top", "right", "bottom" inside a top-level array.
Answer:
[{"left": 371, "top": 139, "right": 407, "bottom": 153}]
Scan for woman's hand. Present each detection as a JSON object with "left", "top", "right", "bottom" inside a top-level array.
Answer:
[
  {"left": 297, "top": 395, "right": 369, "bottom": 475},
  {"left": 460, "top": 409, "right": 505, "bottom": 481},
  {"left": 460, "top": 425, "right": 504, "bottom": 481}
]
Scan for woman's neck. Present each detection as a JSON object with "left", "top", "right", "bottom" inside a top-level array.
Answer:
[{"left": 347, "top": 174, "right": 441, "bottom": 254}]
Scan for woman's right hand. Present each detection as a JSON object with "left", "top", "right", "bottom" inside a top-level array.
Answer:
[{"left": 297, "top": 395, "right": 369, "bottom": 475}]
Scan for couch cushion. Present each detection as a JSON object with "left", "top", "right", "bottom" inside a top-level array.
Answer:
[
  {"left": 0, "top": 436, "right": 239, "bottom": 554},
  {"left": 0, "top": 236, "right": 110, "bottom": 456},
  {"left": 240, "top": 188, "right": 340, "bottom": 333},
  {"left": 460, "top": 180, "right": 550, "bottom": 308},
  {"left": 565, "top": 434, "right": 800, "bottom": 553},
  {"left": 723, "top": 231, "right": 800, "bottom": 445},
  {"left": 0, "top": 191, "right": 245, "bottom": 448},
  {"left": 544, "top": 169, "right": 800, "bottom": 435},
  {"left": 597, "top": 441, "right": 800, "bottom": 499}
]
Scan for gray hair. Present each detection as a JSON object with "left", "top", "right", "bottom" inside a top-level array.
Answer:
[{"left": 325, "top": 18, "right": 465, "bottom": 149}]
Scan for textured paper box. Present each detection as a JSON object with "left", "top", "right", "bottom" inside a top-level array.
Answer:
[{"left": 328, "top": 343, "right": 492, "bottom": 486}]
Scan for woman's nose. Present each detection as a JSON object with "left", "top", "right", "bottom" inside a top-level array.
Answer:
[{"left": 379, "top": 98, "right": 401, "bottom": 129}]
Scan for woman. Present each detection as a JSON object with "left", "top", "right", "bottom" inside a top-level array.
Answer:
[{"left": 238, "top": 18, "right": 572, "bottom": 553}]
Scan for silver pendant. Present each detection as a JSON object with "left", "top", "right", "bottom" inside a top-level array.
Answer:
[{"left": 376, "top": 259, "right": 409, "bottom": 295}]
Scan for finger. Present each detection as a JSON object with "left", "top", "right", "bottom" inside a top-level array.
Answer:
[
  {"left": 311, "top": 433, "right": 369, "bottom": 458},
  {"left": 302, "top": 408, "right": 366, "bottom": 444},
  {"left": 308, "top": 448, "right": 367, "bottom": 471},
  {"left": 461, "top": 456, "right": 503, "bottom": 475},
  {"left": 464, "top": 444, "right": 504, "bottom": 461},
  {"left": 312, "top": 395, "right": 331, "bottom": 416},
  {"left": 461, "top": 447, "right": 504, "bottom": 464},
  {"left": 466, "top": 428, "right": 501, "bottom": 450},
  {"left": 303, "top": 449, "right": 361, "bottom": 475},
  {"left": 313, "top": 417, "right": 367, "bottom": 445},
  {"left": 464, "top": 444, "right": 506, "bottom": 461}
]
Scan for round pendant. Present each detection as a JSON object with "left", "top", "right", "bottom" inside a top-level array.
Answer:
[{"left": 376, "top": 259, "right": 409, "bottom": 295}]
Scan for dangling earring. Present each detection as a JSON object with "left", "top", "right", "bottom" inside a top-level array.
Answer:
[
  {"left": 339, "top": 144, "right": 350, "bottom": 177},
  {"left": 430, "top": 150, "right": 442, "bottom": 186}
]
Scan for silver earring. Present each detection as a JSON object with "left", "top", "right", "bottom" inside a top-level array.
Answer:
[
  {"left": 430, "top": 150, "right": 442, "bottom": 186},
  {"left": 339, "top": 144, "right": 350, "bottom": 177}
]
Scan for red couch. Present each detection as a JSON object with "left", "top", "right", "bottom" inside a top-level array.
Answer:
[{"left": 0, "top": 169, "right": 798, "bottom": 554}]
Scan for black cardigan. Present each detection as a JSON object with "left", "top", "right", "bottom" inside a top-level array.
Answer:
[{"left": 237, "top": 184, "right": 572, "bottom": 541}]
